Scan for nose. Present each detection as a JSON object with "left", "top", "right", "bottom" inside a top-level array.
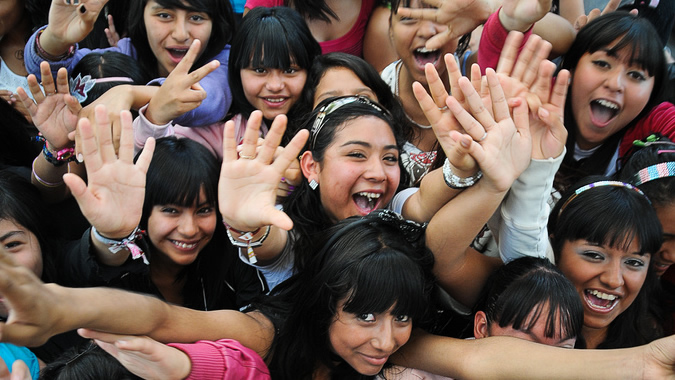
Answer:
[
  {"left": 417, "top": 20, "right": 442, "bottom": 39},
  {"left": 603, "top": 68, "right": 624, "bottom": 93},
  {"left": 371, "top": 321, "right": 396, "bottom": 353},
  {"left": 177, "top": 214, "right": 198, "bottom": 237},
  {"left": 265, "top": 70, "right": 285, "bottom": 92},
  {"left": 659, "top": 241, "right": 675, "bottom": 265},
  {"left": 599, "top": 261, "right": 625, "bottom": 290},
  {"left": 364, "top": 158, "right": 387, "bottom": 182},
  {"left": 171, "top": 18, "right": 189, "bottom": 42}
]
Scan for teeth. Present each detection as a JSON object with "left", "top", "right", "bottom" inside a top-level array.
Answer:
[
  {"left": 357, "top": 192, "right": 381, "bottom": 200},
  {"left": 172, "top": 241, "right": 197, "bottom": 249},
  {"left": 595, "top": 99, "right": 619, "bottom": 110},
  {"left": 416, "top": 47, "right": 437, "bottom": 53},
  {"left": 265, "top": 98, "right": 285, "bottom": 103},
  {"left": 587, "top": 289, "right": 617, "bottom": 301}
]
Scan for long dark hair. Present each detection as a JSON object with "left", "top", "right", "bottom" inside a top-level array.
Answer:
[
  {"left": 228, "top": 6, "right": 320, "bottom": 118},
  {"left": 283, "top": 97, "right": 409, "bottom": 272},
  {"left": 257, "top": 210, "right": 434, "bottom": 380},
  {"left": 549, "top": 176, "right": 663, "bottom": 348},
  {"left": 127, "top": 0, "right": 235, "bottom": 78},
  {"left": 556, "top": 11, "right": 667, "bottom": 191}
]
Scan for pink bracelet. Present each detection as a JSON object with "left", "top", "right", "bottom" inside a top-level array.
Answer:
[
  {"left": 36, "top": 29, "right": 75, "bottom": 61},
  {"left": 32, "top": 157, "right": 64, "bottom": 188}
]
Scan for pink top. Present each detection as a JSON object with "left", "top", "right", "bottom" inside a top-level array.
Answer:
[
  {"left": 620, "top": 102, "right": 675, "bottom": 157},
  {"left": 477, "top": 9, "right": 534, "bottom": 75},
  {"left": 168, "top": 339, "right": 270, "bottom": 379},
  {"left": 244, "top": 0, "right": 376, "bottom": 57}
]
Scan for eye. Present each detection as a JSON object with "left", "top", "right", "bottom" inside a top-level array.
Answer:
[
  {"left": 395, "top": 314, "right": 410, "bottom": 323},
  {"left": 592, "top": 60, "right": 610, "bottom": 69},
  {"left": 627, "top": 70, "right": 647, "bottom": 81},
  {"left": 252, "top": 67, "right": 267, "bottom": 74},
  {"left": 189, "top": 13, "right": 208, "bottom": 22},
  {"left": 4, "top": 241, "right": 21, "bottom": 250},
  {"left": 197, "top": 206, "right": 214, "bottom": 215},
  {"left": 160, "top": 206, "right": 179, "bottom": 214},
  {"left": 384, "top": 154, "right": 399, "bottom": 163},
  {"left": 625, "top": 258, "right": 646, "bottom": 268},
  {"left": 581, "top": 250, "right": 604, "bottom": 261},
  {"left": 156, "top": 12, "right": 172, "bottom": 20},
  {"left": 357, "top": 313, "right": 376, "bottom": 322},
  {"left": 284, "top": 68, "right": 298, "bottom": 75},
  {"left": 347, "top": 152, "right": 366, "bottom": 159}
]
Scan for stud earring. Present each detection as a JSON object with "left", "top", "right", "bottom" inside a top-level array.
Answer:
[{"left": 309, "top": 179, "right": 318, "bottom": 190}]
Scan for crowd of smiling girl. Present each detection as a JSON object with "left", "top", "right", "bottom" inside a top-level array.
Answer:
[{"left": 0, "top": 0, "right": 674, "bottom": 378}]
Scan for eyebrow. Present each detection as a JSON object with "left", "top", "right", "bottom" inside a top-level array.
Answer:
[
  {"left": 320, "top": 88, "right": 375, "bottom": 99},
  {"left": 0, "top": 231, "right": 24, "bottom": 241},
  {"left": 340, "top": 141, "right": 399, "bottom": 151}
]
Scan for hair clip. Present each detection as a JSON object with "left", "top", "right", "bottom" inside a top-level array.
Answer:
[{"left": 69, "top": 74, "right": 135, "bottom": 103}]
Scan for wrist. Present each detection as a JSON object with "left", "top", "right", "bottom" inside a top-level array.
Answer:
[
  {"left": 498, "top": 7, "right": 532, "bottom": 32},
  {"left": 36, "top": 29, "right": 75, "bottom": 60},
  {"left": 443, "top": 158, "right": 482, "bottom": 189}
]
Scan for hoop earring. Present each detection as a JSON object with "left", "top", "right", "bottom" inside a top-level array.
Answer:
[{"left": 309, "top": 179, "right": 318, "bottom": 190}]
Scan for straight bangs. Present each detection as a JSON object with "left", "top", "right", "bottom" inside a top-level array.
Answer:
[
  {"left": 601, "top": 26, "right": 665, "bottom": 78},
  {"left": 139, "top": 138, "right": 219, "bottom": 220},
  {"left": 550, "top": 181, "right": 663, "bottom": 257},
  {"left": 497, "top": 274, "right": 583, "bottom": 340},
  {"left": 341, "top": 248, "right": 428, "bottom": 321},
  {"left": 154, "top": 0, "right": 209, "bottom": 13}
]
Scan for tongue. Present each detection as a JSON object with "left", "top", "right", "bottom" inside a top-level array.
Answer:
[
  {"left": 415, "top": 51, "right": 438, "bottom": 65},
  {"left": 590, "top": 102, "right": 617, "bottom": 124},
  {"left": 354, "top": 194, "right": 374, "bottom": 211},
  {"left": 169, "top": 50, "right": 187, "bottom": 60},
  {"left": 588, "top": 293, "right": 613, "bottom": 308}
]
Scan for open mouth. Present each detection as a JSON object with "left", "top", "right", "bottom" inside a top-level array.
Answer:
[
  {"left": 590, "top": 99, "right": 620, "bottom": 126},
  {"left": 413, "top": 47, "right": 441, "bottom": 67},
  {"left": 263, "top": 97, "right": 288, "bottom": 104},
  {"left": 584, "top": 289, "right": 619, "bottom": 312},
  {"left": 170, "top": 239, "right": 198, "bottom": 250},
  {"left": 353, "top": 192, "right": 381, "bottom": 214},
  {"left": 167, "top": 48, "right": 189, "bottom": 61}
]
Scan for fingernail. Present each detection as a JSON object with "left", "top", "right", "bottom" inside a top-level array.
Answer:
[
  {"left": 288, "top": 185, "right": 295, "bottom": 191},
  {"left": 280, "top": 177, "right": 285, "bottom": 182},
  {"left": 539, "top": 108, "right": 550, "bottom": 118},
  {"left": 77, "top": 153, "right": 84, "bottom": 163},
  {"left": 460, "top": 138, "right": 471, "bottom": 148}
]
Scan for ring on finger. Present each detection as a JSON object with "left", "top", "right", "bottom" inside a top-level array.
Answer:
[
  {"left": 239, "top": 153, "right": 255, "bottom": 160},
  {"left": 438, "top": 105, "right": 448, "bottom": 111},
  {"left": 477, "top": 131, "right": 488, "bottom": 142}
]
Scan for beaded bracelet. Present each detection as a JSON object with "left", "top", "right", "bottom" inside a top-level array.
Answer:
[
  {"left": 36, "top": 29, "right": 75, "bottom": 61},
  {"left": 442, "top": 158, "right": 482, "bottom": 189},
  {"left": 92, "top": 226, "right": 148, "bottom": 264},
  {"left": 36, "top": 135, "right": 77, "bottom": 166},
  {"left": 223, "top": 222, "right": 271, "bottom": 264}
]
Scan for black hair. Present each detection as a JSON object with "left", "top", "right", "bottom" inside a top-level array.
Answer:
[
  {"left": 619, "top": 0, "right": 675, "bottom": 46},
  {"left": 228, "top": 6, "right": 320, "bottom": 118},
  {"left": 70, "top": 51, "right": 151, "bottom": 107},
  {"left": 275, "top": 0, "right": 338, "bottom": 23},
  {"left": 0, "top": 101, "right": 41, "bottom": 170},
  {"left": 290, "top": 52, "right": 416, "bottom": 144},
  {"left": 0, "top": 170, "right": 57, "bottom": 282},
  {"left": 283, "top": 96, "right": 409, "bottom": 272},
  {"left": 550, "top": 175, "right": 664, "bottom": 348},
  {"left": 556, "top": 11, "right": 667, "bottom": 191},
  {"left": 618, "top": 138, "right": 675, "bottom": 208},
  {"left": 39, "top": 342, "right": 142, "bottom": 380},
  {"left": 258, "top": 210, "right": 435, "bottom": 380},
  {"left": 127, "top": 0, "right": 235, "bottom": 78},
  {"left": 474, "top": 257, "right": 583, "bottom": 342}
]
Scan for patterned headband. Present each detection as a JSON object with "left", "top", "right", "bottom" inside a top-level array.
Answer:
[
  {"left": 309, "top": 95, "right": 392, "bottom": 150},
  {"left": 633, "top": 162, "right": 675, "bottom": 186},
  {"left": 558, "top": 180, "right": 651, "bottom": 216}
]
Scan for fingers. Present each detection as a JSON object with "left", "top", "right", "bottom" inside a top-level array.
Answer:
[
  {"left": 426, "top": 30, "right": 454, "bottom": 51},
  {"left": 56, "top": 68, "right": 70, "bottom": 94},
  {"left": 454, "top": 76, "right": 494, "bottom": 135},
  {"left": 496, "top": 31, "right": 524, "bottom": 74},
  {"left": 239, "top": 111, "right": 263, "bottom": 159},
  {"left": 39, "top": 62, "right": 56, "bottom": 95},
  {"left": 14, "top": 88, "right": 37, "bottom": 117},
  {"left": 511, "top": 94, "right": 530, "bottom": 138},
  {"left": 528, "top": 60, "right": 556, "bottom": 111},
  {"left": 117, "top": 110, "right": 136, "bottom": 164},
  {"left": 426, "top": 61, "right": 450, "bottom": 107},
  {"left": 256, "top": 115, "right": 287, "bottom": 164},
  {"left": 174, "top": 39, "right": 202, "bottom": 74},
  {"left": 446, "top": 93, "right": 486, "bottom": 141},
  {"left": 444, "top": 54, "right": 463, "bottom": 103},
  {"left": 511, "top": 34, "right": 547, "bottom": 87},
  {"left": 602, "top": 0, "right": 621, "bottom": 15},
  {"left": 412, "top": 81, "right": 447, "bottom": 130},
  {"left": 550, "top": 69, "right": 570, "bottom": 109},
  {"left": 484, "top": 69, "right": 510, "bottom": 123},
  {"left": 93, "top": 105, "right": 117, "bottom": 165},
  {"left": 222, "top": 120, "right": 238, "bottom": 163}
]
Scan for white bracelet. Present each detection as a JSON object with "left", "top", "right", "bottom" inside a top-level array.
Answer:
[
  {"left": 225, "top": 225, "right": 271, "bottom": 264},
  {"left": 442, "top": 158, "right": 482, "bottom": 189},
  {"left": 91, "top": 226, "right": 148, "bottom": 264}
]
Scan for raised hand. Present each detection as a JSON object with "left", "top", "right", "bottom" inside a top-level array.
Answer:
[
  {"left": 145, "top": 39, "right": 220, "bottom": 125},
  {"left": 0, "top": 90, "right": 32, "bottom": 123},
  {"left": 63, "top": 106, "right": 155, "bottom": 239},
  {"left": 0, "top": 357, "right": 31, "bottom": 380},
  {"left": 395, "top": 0, "right": 498, "bottom": 50},
  {"left": 41, "top": 0, "right": 108, "bottom": 55},
  {"left": 104, "top": 13, "right": 121, "bottom": 47},
  {"left": 500, "top": 0, "right": 552, "bottom": 32},
  {"left": 574, "top": 0, "right": 622, "bottom": 31},
  {"left": 446, "top": 69, "right": 532, "bottom": 192},
  {"left": 219, "top": 111, "right": 309, "bottom": 232},
  {"left": 16, "top": 62, "right": 81, "bottom": 150},
  {"left": 78, "top": 329, "right": 191, "bottom": 380}
]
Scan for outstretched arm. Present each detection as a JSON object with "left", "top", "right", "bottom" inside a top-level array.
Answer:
[{"left": 38, "top": 0, "right": 108, "bottom": 57}]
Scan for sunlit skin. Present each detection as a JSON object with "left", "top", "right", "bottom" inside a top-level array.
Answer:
[
  {"left": 143, "top": 0, "right": 213, "bottom": 77},
  {"left": 328, "top": 302, "right": 412, "bottom": 376},
  {"left": 556, "top": 239, "right": 649, "bottom": 348},
  {"left": 146, "top": 188, "right": 216, "bottom": 268},
  {"left": 301, "top": 116, "right": 400, "bottom": 222},
  {"left": 313, "top": 67, "right": 378, "bottom": 107},
  {"left": 652, "top": 203, "right": 675, "bottom": 277},
  {"left": 570, "top": 42, "right": 655, "bottom": 150},
  {"left": 240, "top": 66, "right": 307, "bottom": 120},
  {"left": 474, "top": 303, "right": 577, "bottom": 349}
]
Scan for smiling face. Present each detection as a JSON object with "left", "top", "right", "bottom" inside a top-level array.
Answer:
[
  {"left": 302, "top": 116, "right": 400, "bottom": 222},
  {"left": 389, "top": 0, "right": 457, "bottom": 85},
  {"left": 556, "top": 239, "right": 649, "bottom": 338},
  {"left": 329, "top": 302, "right": 412, "bottom": 376},
  {"left": 652, "top": 203, "right": 675, "bottom": 276},
  {"left": 570, "top": 43, "right": 655, "bottom": 150},
  {"left": 313, "top": 67, "right": 378, "bottom": 107},
  {"left": 143, "top": 0, "right": 213, "bottom": 76},
  {"left": 240, "top": 66, "right": 307, "bottom": 120},
  {"left": 146, "top": 188, "right": 216, "bottom": 267}
]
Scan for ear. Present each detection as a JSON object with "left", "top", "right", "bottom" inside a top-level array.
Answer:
[
  {"left": 474, "top": 311, "right": 490, "bottom": 339},
  {"left": 300, "top": 151, "right": 320, "bottom": 185}
]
